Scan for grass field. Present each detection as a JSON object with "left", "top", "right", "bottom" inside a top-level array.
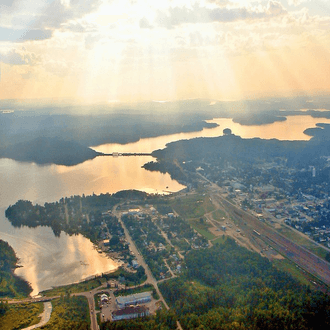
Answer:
[
  {"left": 211, "top": 209, "right": 227, "bottom": 221},
  {"left": 114, "top": 284, "right": 158, "bottom": 299},
  {"left": 41, "top": 277, "right": 106, "bottom": 296},
  {"left": 272, "top": 259, "right": 311, "bottom": 286},
  {"left": 189, "top": 221, "right": 215, "bottom": 240},
  {"left": 212, "top": 235, "right": 227, "bottom": 245},
  {"left": 171, "top": 193, "right": 215, "bottom": 219}
]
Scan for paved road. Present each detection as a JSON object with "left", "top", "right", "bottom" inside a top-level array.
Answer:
[
  {"left": 113, "top": 205, "right": 170, "bottom": 310},
  {"left": 113, "top": 205, "right": 183, "bottom": 330},
  {"left": 22, "top": 302, "right": 52, "bottom": 330},
  {"left": 74, "top": 285, "right": 107, "bottom": 330}
]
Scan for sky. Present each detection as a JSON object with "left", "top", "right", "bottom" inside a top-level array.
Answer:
[{"left": 0, "top": 0, "right": 330, "bottom": 103}]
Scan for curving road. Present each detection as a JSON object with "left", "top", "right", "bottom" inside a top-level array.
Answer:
[{"left": 21, "top": 301, "right": 52, "bottom": 330}]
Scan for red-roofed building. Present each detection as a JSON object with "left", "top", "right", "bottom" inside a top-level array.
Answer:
[{"left": 112, "top": 305, "right": 149, "bottom": 321}]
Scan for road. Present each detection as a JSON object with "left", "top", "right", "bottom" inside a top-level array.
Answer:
[
  {"left": 21, "top": 302, "right": 52, "bottom": 330},
  {"left": 114, "top": 205, "right": 183, "bottom": 330},
  {"left": 74, "top": 290, "right": 99, "bottom": 330},
  {"left": 113, "top": 205, "right": 170, "bottom": 310}
]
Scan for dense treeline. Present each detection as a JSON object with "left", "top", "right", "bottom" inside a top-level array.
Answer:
[
  {"left": 101, "top": 309, "right": 177, "bottom": 330},
  {"left": 40, "top": 296, "right": 89, "bottom": 330},
  {"left": 5, "top": 190, "right": 149, "bottom": 238},
  {"left": 0, "top": 301, "right": 43, "bottom": 329},
  {"left": 159, "top": 238, "right": 330, "bottom": 330},
  {"left": 0, "top": 239, "right": 32, "bottom": 298},
  {"left": 148, "top": 129, "right": 330, "bottom": 180}
]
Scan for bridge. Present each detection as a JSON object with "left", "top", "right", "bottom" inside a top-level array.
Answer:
[{"left": 101, "top": 152, "right": 152, "bottom": 157}]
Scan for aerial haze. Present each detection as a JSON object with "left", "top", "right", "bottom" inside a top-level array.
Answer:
[
  {"left": 1, "top": 0, "right": 330, "bottom": 102},
  {"left": 2, "top": 1, "right": 330, "bottom": 330}
]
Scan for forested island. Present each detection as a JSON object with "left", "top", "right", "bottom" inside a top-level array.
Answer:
[{"left": 0, "top": 240, "right": 32, "bottom": 298}]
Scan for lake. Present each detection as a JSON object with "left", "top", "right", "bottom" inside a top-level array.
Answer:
[{"left": 1, "top": 114, "right": 330, "bottom": 295}]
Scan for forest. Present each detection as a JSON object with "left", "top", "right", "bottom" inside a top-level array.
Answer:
[
  {"left": 159, "top": 237, "right": 330, "bottom": 330},
  {"left": 4, "top": 190, "right": 150, "bottom": 238},
  {"left": 0, "top": 239, "right": 32, "bottom": 298},
  {"left": 40, "top": 296, "right": 90, "bottom": 330}
]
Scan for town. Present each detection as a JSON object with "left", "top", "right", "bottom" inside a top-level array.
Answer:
[{"left": 3, "top": 132, "right": 330, "bottom": 329}]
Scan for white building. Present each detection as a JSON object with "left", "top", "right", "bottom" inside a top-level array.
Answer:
[{"left": 116, "top": 292, "right": 152, "bottom": 308}]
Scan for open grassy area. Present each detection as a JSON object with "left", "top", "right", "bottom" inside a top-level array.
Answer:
[
  {"left": 211, "top": 209, "right": 227, "bottom": 221},
  {"left": 272, "top": 259, "right": 311, "bottom": 286},
  {"left": 94, "top": 293, "right": 101, "bottom": 311},
  {"left": 173, "top": 238, "right": 190, "bottom": 251},
  {"left": 171, "top": 193, "right": 215, "bottom": 219},
  {"left": 212, "top": 235, "right": 227, "bottom": 245},
  {"left": 114, "top": 284, "right": 158, "bottom": 299},
  {"left": 41, "top": 277, "right": 106, "bottom": 297},
  {"left": 189, "top": 221, "right": 215, "bottom": 240}
]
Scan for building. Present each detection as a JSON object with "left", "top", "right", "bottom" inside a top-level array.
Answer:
[
  {"left": 116, "top": 292, "right": 152, "bottom": 308},
  {"left": 100, "top": 293, "right": 109, "bottom": 303},
  {"left": 112, "top": 305, "right": 149, "bottom": 321},
  {"left": 132, "top": 260, "right": 139, "bottom": 269}
]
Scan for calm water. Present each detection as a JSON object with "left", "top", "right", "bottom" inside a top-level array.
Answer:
[
  {"left": 93, "top": 116, "right": 330, "bottom": 154},
  {"left": 1, "top": 114, "right": 330, "bottom": 295},
  {"left": 0, "top": 157, "right": 184, "bottom": 295}
]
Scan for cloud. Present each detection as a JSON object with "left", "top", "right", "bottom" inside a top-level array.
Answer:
[
  {"left": 139, "top": 17, "right": 154, "bottom": 29},
  {"left": 153, "top": 1, "right": 287, "bottom": 29},
  {"left": 62, "top": 20, "right": 98, "bottom": 33},
  {"left": 0, "top": 27, "right": 52, "bottom": 42},
  {"left": 0, "top": 49, "right": 38, "bottom": 65},
  {"left": 207, "top": 0, "right": 230, "bottom": 7},
  {"left": 0, "top": 0, "right": 103, "bottom": 42},
  {"left": 0, "top": 0, "right": 19, "bottom": 11},
  {"left": 288, "top": 0, "right": 308, "bottom": 6}
]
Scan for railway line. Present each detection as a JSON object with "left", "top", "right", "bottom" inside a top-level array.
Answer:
[{"left": 219, "top": 193, "right": 330, "bottom": 286}]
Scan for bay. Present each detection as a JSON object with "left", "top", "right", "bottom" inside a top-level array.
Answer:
[{"left": 1, "top": 114, "right": 330, "bottom": 296}]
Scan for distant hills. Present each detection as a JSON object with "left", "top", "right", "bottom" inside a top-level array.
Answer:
[{"left": 1, "top": 96, "right": 330, "bottom": 166}]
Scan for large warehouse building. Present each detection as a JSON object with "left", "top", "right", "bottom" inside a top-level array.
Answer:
[{"left": 116, "top": 291, "right": 152, "bottom": 308}]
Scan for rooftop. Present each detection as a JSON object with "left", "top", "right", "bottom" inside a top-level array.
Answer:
[
  {"left": 116, "top": 291, "right": 151, "bottom": 305},
  {"left": 112, "top": 305, "right": 148, "bottom": 317}
]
